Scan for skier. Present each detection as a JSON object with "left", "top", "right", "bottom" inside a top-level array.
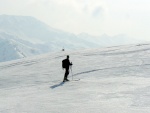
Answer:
[{"left": 62, "top": 55, "right": 73, "bottom": 82}]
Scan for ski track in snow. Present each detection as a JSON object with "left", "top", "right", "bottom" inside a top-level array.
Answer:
[{"left": 1, "top": 44, "right": 150, "bottom": 113}]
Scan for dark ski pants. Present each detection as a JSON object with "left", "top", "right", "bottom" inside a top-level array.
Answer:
[{"left": 64, "top": 68, "right": 69, "bottom": 80}]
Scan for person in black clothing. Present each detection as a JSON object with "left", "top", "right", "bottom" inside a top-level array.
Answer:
[{"left": 62, "top": 55, "right": 72, "bottom": 82}]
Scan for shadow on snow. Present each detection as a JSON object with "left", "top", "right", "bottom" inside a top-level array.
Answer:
[{"left": 50, "top": 82, "right": 65, "bottom": 89}]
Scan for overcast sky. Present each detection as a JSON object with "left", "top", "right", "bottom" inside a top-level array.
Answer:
[{"left": 0, "top": 0, "right": 150, "bottom": 40}]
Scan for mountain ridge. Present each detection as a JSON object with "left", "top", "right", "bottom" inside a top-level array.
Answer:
[{"left": 0, "top": 15, "right": 143, "bottom": 62}]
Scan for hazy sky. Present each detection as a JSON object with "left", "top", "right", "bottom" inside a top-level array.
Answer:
[{"left": 0, "top": 0, "right": 150, "bottom": 40}]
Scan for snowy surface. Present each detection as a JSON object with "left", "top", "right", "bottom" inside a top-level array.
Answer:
[{"left": 1, "top": 43, "right": 150, "bottom": 113}]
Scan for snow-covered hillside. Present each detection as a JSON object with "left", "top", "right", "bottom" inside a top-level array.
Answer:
[
  {"left": 0, "top": 14, "right": 101, "bottom": 48},
  {"left": 1, "top": 43, "right": 150, "bottom": 113},
  {"left": 0, "top": 31, "right": 45, "bottom": 62},
  {"left": 0, "top": 15, "right": 101, "bottom": 62},
  {"left": 0, "top": 14, "right": 144, "bottom": 62}
]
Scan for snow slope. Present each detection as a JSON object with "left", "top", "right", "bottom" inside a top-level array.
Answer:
[
  {"left": 0, "top": 31, "right": 44, "bottom": 62},
  {"left": 1, "top": 43, "right": 150, "bottom": 113},
  {"left": 0, "top": 15, "right": 144, "bottom": 62},
  {"left": 0, "top": 15, "right": 101, "bottom": 62}
]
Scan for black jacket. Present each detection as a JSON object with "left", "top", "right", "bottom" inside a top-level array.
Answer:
[{"left": 62, "top": 59, "right": 72, "bottom": 69}]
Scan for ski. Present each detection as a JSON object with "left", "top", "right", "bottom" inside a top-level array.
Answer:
[
  {"left": 63, "top": 79, "right": 80, "bottom": 82},
  {"left": 72, "top": 79, "right": 80, "bottom": 81}
]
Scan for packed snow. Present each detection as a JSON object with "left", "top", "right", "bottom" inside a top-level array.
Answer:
[{"left": 1, "top": 43, "right": 150, "bottom": 113}]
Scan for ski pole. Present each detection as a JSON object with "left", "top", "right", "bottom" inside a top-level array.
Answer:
[{"left": 70, "top": 66, "right": 73, "bottom": 80}]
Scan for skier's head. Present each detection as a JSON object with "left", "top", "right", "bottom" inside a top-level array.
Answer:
[{"left": 67, "top": 55, "right": 69, "bottom": 59}]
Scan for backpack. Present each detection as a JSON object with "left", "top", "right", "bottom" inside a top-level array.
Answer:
[{"left": 62, "top": 59, "right": 66, "bottom": 68}]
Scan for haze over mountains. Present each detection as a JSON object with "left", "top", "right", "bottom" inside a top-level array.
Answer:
[{"left": 0, "top": 15, "right": 143, "bottom": 62}]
